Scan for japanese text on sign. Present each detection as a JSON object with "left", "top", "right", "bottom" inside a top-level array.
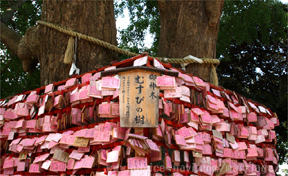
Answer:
[{"left": 119, "top": 70, "right": 160, "bottom": 127}]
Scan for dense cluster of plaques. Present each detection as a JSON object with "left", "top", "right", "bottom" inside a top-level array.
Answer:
[{"left": 0, "top": 55, "right": 279, "bottom": 176}]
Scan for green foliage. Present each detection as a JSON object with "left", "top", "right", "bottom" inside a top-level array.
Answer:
[
  {"left": 217, "top": 0, "right": 288, "bottom": 164},
  {"left": 115, "top": 0, "right": 159, "bottom": 57},
  {"left": 116, "top": 0, "right": 288, "bottom": 164},
  {"left": 0, "top": 0, "right": 42, "bottom": 99},
  {"left": 0, "top": 0, "right": 287, "bottom": 165},
  {"left": 0, "top": 48, "right": 40, "bottom": 99},
  {"left": 1, "top": 1, "right": 42, "bottom": 34},
  {"left": 217, "top": 0, "right": 287, "bottom": 60}
]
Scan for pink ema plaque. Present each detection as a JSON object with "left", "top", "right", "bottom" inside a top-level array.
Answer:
[
  {"left": 29, "top": 163, "right": 40, "bottom": 173},
  {"left": 101, "top": 77, "right": 120, "bottom": 89},
  {"left": 127, "top": 157, "right": 147, "bottom": 170},
  {"left": 50, "top": 161, "right": 67, "bottom": 172}
]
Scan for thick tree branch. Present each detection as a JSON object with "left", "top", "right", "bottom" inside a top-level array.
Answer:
[
  {"left": 0, "top": 22, "right": 22, "bottom": 55},
  {"left": 205, "top": 0, "right": 225, "bottom": 26},
  {"left": 0, "top": 1, "right": 39, "bottom": 73},
  {"left": 0, "top": 22, "right": 40, "bottom": 72}
]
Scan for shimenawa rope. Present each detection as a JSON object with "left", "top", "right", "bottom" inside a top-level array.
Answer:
[{"left": 36, "top": 20, "right": 220, "bottom": 66}]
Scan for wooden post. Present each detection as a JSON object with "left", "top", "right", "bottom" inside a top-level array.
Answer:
[
  {"left": 100, "top": 66, "right": 178, "bottom": 128},
  {"left": 119, "top": 69, "right": 160, "bottom": 128}
]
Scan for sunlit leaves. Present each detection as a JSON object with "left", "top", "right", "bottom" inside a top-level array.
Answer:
[
  {"left": 217, "top": 0, "right": 288, "bottom": 164},
  {"left": 115, "top": 0, "right": 159, "bottom": 56}
]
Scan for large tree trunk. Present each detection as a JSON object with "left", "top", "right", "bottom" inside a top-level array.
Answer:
[
  {"left": 157, "top": 0, "right": 224, "bottom": 85},
  {"left": 4, "top": 0, "right": 118, "bottom": 86},
  {"left": 38, "top": 0, "right": 117, "bottom": 85}
]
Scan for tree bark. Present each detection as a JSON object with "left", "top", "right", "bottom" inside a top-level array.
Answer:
[
  {"left": 0, "top": 22, "right": 22, "bottom": 55},
  {"left": 37, "top": 0, "right": 118, "bottom": 86},
  {"left": 1, "top": 0, "right": 118, "bottom": 86},
  {"left": 157, "top": 0, "right": 224, "bottom": 85}
]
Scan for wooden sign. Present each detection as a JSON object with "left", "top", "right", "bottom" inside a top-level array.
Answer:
[
  {"left": 73, "top": 137, "right": 89, "bottom": 147},
  {"left": 119, "top": 69, "right": 160, "bottom": 127},
  {"left": 53, "top": 149, "right": 70, "bottom": 163},
  {"left": 215, "top": 162, "right": 231, "bottom": 176},
  {"left": 212, "top": 130, "right": 223, "bottom": 140},
  {"left": 226, "top": 133, "right": 236, "bottom": 144}
]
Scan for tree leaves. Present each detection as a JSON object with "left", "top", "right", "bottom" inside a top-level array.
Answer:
[
  {"left": 0, "top": 0, "right": 287, "bottom": 164},
  {"left": 217, "top": 0, "right": 287, "bottom": 59},
  {"left": 0, "top": 0, "right": 42, "bottom": 98},
  {"left": 0, "top": 46, "right": 40, "bottom": 99},
  {"left": 115, "top": 0, "right": 159, "bottom": 56},
  {"left": 217, "top": 0, "right": 288, "bottom": 164}
]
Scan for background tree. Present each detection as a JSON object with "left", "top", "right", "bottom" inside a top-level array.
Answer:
[
  {"left": 1, "top": 0, "right": 287, "bottom": 164},
  {"left": 1, "top": 0, "right": 117, "bottom": 87},
  {"left": 116, "top": 0, "right": 288, "bottom": 164},
  {"left": 217, "top": 0, "right": 288, "bottom": 164},
  {"left": 116, "top": 0, "right": 224, "bottom": 84},
  {"left": 1, "top": 0, "right": 42, "bottom": 98}
]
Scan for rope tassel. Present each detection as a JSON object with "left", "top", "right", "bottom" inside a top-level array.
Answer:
[
  {"left": 63, "top": 37, "right": 75, "bottom": 64},
  {"left": 210, "top": 64, "right": 218, "bottom": 86}
]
